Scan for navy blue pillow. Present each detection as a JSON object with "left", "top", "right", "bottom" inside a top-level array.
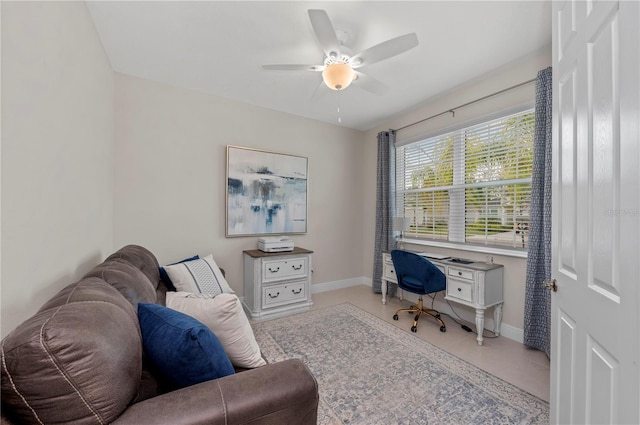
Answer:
[
  {"left": 159, "top": 255, "right": 199, "bottom": 291},
  {"left": 137, "top": 303, "right": 234, "bottom": 389}
]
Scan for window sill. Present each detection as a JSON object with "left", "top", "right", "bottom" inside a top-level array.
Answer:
[{"left": 399, "top": 238, "right": 528, "bottom": 259}]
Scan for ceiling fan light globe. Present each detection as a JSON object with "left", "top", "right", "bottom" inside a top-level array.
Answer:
[{"left": 322, "top": 63, "right": 355, "bottom": 91}]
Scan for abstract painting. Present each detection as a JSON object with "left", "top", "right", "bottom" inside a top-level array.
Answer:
[{"left": 226, "top": 145, "right": 308, "bottom": 237}]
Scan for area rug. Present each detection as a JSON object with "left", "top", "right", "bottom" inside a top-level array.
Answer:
[{"left": 252, "top": 303, "right": 549, "bottom": 425}]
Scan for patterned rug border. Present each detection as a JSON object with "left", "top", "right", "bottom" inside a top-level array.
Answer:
[{"left": 253, "top": 302, "right": 549, "bottom": 423}]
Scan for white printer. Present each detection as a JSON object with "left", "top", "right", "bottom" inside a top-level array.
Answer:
[{"left": 258, "top": 236, "right": 295, "bottom": 253}]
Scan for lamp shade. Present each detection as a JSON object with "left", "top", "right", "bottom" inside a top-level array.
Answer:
[
  {"left": 393, "top": 217, "right": 411, "bottom": 232},
  {"left": 322, "top": 63, "right": 356, "bottom": 90}
]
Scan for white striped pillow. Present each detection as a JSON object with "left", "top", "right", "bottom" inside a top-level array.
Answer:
[{"left": 164, "top": 254, "right": 234, "bottom": 296}]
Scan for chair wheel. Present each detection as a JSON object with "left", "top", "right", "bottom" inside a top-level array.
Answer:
[
  {"left": 393, "top": 314, "right": 399, "bottom": 321},
  {"left": 440, "top": 326, "right": 446, "bottom": 332},
  {"left": 411, "top": 326, "right": 417, "bottom": 333}
]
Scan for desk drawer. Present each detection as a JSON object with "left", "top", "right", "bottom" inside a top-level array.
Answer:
[
  {"left": 447, "top": 278, "right": 473, "bottom": 302},
  {"left": 448, "top": 267, "right": 473, "bottom": 281},
  {"left": 262, "top": 281, "right": 307, "bottom": 308},
  {"left": 383, "top": 264, "right": 396, "bottom": 281},
  {"left": 262, "top": 257, "right": 308, "bottom": 282}
]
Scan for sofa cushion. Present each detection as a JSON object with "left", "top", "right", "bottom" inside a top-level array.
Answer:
[
  {"left": 84, "top": 258, "right": 157, "bottom": 307},
  {"left": 1, "top": 278, "right": 142, "bottom": 425},
  {"left": 106, "top": 244, "right": 161, "bottom": 289},
  {"left": 159, "top": 254, "right": 199, "bottom": 291},
  {"left": 167, "top": 292, "right": 266, "bottom": 368},
  {"left": 137, "top": 303, "right": 235, "bottom": 389},
  {"left": 163, "top": 254, "right": 234, "bottom": 296}
]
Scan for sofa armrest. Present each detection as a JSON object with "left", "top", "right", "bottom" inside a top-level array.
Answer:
[{"left": 112, "top": 359, "right": 318, "bottom": 425}]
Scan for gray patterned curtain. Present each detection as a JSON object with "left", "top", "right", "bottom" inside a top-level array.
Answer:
[
  {"left": 372, "top": 130, "right": 396, "bottom": 294},
  {"left": 524, "top": 67, "right": 553, "bottom": 357}
]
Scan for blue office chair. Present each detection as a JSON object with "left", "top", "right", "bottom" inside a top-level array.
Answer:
[{"left": 390, "top": 249, "right": 447, "bottom": 333}]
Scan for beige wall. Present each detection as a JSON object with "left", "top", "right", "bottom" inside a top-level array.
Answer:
[
  {"left": 114, "top": 74, "right": 366, "bottom": 294},
  {"left": 0, "top": 1, "right": 551, "bottom": 342},
  {"left": 361, "top": 48, "right": 551, "bottom": 338},
  {"left": 1, "top": 2, "right": 114, "bottom": 337}
]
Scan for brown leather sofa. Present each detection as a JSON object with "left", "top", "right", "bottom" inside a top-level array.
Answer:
[{"left": 1, "top": 245, "right": 318, "bottom": 425}]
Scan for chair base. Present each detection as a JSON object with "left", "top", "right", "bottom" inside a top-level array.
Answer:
[{"left": 393, "top": 296, "right": 446, "bottom": 333}]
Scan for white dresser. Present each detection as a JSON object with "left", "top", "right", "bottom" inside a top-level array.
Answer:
[
  {"left": 242, "top": 247, "right": 313, "bottom": 321},
  {"left": 381, "top": 252, "right": 503, "bottom": 345}
]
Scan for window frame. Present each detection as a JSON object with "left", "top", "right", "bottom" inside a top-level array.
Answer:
[{"left": 394, "top": 105, "right": 534, "bottom": 258}]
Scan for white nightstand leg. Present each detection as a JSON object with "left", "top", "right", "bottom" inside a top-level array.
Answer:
[
  {"left": 475, "top": 308, "right": 485, "bottom": 346},
  {"left": 381, "top": 279, "right": 387, "bottom": 305},
  {"left": 493, "top": 303, "right": 503, "bottom": 336}
]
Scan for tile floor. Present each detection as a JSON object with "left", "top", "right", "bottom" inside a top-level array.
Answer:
[{"left": 310, "top": 285, "right": 550, "bottom": 402}]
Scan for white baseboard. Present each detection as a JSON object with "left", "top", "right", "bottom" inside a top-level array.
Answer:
[
  {"left": 304, "top": 278, "right": 525, "bottom": 344},
  {"left": 311, "top": 277, "right": 371, "bottom": 293},
  {"left": 499, "top": 323, "right": 524, "bottom": 344}
]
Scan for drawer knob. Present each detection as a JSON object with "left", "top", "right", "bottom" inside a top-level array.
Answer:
[
  {"left": 291, "top": 288, "right": 302, "bottom": 295},
  {"left": 268, "top": 292, "right": 280, "bottom": 299},
  {"left": 292, "top": 264, "right": 302, "bottom": 270},
  {"left": 458, "top": 287, "right": 462, "bottom": 292},
  {"left": 458, "top": 271, "right": 462, "bottom": 276},
  {"left": 268, "top": 267, "right": 280, "bottom": 273}
]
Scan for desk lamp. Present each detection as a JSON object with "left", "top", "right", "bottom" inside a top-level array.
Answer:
[{"left": 392, "top": 217, "right": 410, "bottom": 249}]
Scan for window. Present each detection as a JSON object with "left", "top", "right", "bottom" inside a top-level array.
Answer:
[{"left": 395, "top": 109, "right": 534, "bottom": 251}]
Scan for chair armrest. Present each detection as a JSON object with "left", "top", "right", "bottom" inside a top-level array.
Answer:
[{"left": 112, "top": 358, "right": 318, "bottom": 425}]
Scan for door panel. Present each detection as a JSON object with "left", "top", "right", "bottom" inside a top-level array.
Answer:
[
  {"left": 557, "top": 0, "right": 576, "bottom": 61},
  {"left": 558, "top": 68, "right": 578, "bottom": 280},
  {"left": 586, "top": 336, "right": 618, "bottom": 425},
  {"left": 589, "top": 9, "right": 619, "bottom": 301},
  {"left": 557, "top": 311, "right": 577, "bottom": 425}
]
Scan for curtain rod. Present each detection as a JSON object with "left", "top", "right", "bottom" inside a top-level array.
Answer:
[{"left": 394, "top": 77, "right": 537, "bottom": 132}]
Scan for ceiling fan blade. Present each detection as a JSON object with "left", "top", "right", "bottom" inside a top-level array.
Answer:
[
  {"left": 308, "top": 9, "right": 340, "bottom": 56},
  {"left": 310, "top": 79, "right": 328, "bottom": 100},
  {"left": 262, "top": 64, "right": 324, "bottom": 72},
  {"left": 354, "top": 72, "right": 389, "bottom": 96},
  {"left": 351, "top": 33, "right": 419, "bottom": 68}
]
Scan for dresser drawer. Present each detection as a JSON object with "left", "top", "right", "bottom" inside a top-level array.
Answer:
[
  {"left": 448, "top": 266, "right": 473, "bottom": 281},
  {"left": 262, "top": 257, "right": 308, "bottom": 282},
  {"left": 447, "top": 278, "right": 473, "bottom": 302},
  {"left": 262, "top": 281, "right": 307, "bottom": 308}
]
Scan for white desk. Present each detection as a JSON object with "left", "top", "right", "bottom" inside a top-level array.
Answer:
[{"left": 381, "top": 252, "right": 504, "bottom": 345}]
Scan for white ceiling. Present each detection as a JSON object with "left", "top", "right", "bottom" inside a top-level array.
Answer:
[{"left": 86, "top": 1, "right": 552, "bottom": 131}]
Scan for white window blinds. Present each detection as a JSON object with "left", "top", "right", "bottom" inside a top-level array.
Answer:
[{"left": 395, "top": 109, "right": 534, "bottom": 250}]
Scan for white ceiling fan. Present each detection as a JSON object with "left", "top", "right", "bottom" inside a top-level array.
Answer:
[{"left": 262, "top": 9, "right": 419, "bottom": 96}]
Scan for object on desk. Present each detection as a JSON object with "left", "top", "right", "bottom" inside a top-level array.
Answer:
[
  {"left": 257, "top": 236, "right": 294, "bottom": 252},
  {"left": 450, "top": 258, "right": 474, "bottom": 264},
  {"left": 418, "top": 252, "right": 451, "bottom": 260},
  {"left": 392, "top": 217, "right": 410, "bottom": 237},
  {"left": 392, "top": 217, "right": 411, "bottom": 248},
  {"left": 390, "top": 249, "right": 447, "bottom": 333}
]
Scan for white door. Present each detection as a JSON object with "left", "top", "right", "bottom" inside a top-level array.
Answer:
[{"left": 551, "top": 1, "right": 639, "bottom": 424}]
